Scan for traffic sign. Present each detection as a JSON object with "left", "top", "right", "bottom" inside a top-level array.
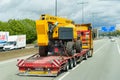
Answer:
[
  {"left": 101, "top": 26, "right": 107, "bottom": 32},
  {"left": 109, "top": 26, "right": 115, "bottom": 32},
  {"left": 101, "top": 26, "right": 115, "bottom": 32}
]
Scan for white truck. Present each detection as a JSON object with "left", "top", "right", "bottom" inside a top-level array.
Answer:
[
  {"left": 3, "top": 35, "right": 26, "bottom": 50},
  {"left": 0, "top": 32, "right": 9, "bottom": 51}
]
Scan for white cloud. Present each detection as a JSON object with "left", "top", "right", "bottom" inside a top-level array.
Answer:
[{"left": 0, "top": 0, "right": 120, "bottom": 26}]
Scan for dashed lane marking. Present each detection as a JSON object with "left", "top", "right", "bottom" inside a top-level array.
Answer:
[{"left": 116, "top": 41, "right": 120, "bottom": 55}]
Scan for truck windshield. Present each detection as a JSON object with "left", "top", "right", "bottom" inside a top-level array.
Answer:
[
  {"left": 0, "top": 41, "right": 6, "bottom": 46},
  {"left": 5, "top": 42, "right": 16, "bottom": 45}
]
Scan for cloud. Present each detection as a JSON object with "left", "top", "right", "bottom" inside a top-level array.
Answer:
[{"left": 0, "top": 0, "right": 120, "bottom": 27}]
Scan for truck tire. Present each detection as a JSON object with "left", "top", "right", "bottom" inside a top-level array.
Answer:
[
  {"left": 84, "top": 53, "right": 88, "bottom": 60},
  {"left": 77, "top": 56, "right": 83, "bottom": 63},
  {"left": 73, "top": 58, "right": 77, "bottom": 67},
  {"left": 66, "top": 42, "right": 74, "bottom": 56},
  {"left": 64, "top": 62, "right": 69, "bottom": 72},
  {"left": 69, "top": 59, "right": 73, "bottom": 69},
  {"left": 75, "top": 40, "right": 82, "bottom": 53},
  {"left": 88, "top": 50, "right": 93, "bottom": 57},
  {"left": 39, "top": 46, "right": 48, "bottom": 56}
]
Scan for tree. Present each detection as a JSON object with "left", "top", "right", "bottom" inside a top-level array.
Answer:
[{"left": 0, "top": 19, "right": 36, "bottom": 44}]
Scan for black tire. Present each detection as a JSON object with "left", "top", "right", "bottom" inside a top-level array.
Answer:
[
  {"left": 64, "top": 62, "right": 69, "bottom": 72},
  {"left": 78, "top": 56, "right": 83, "bottom": 63},
  {"left": 73, "top": 58, "right": 77, "bottom": 67},
  {"left": 84, "top": 53, "right": 88, "bottom": 60},
  {"left": 66, "top": 42, "right": 74, "bottom": 56},
  {"left": 69, "top": 59, "right": 73, "bottom": 69},
  {"left": 75, "top": 40, "right": 82, "bottom": 53},
  {"left": 39, "top": 46, "right": 48, "bottom": 56},
  {"left": 88, "top": 50, "right": 93, "bottom": 57}
]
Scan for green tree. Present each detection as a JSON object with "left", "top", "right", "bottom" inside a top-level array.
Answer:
[{"left": 0, "top": 19, "right": 36, "bottom": 44}]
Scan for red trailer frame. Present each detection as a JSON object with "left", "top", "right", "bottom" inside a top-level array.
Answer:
[{"left": 17, "top": 49, "right": 89, "bottom": 76}]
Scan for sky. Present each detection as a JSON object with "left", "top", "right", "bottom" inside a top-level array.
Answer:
[{"left": 0, "top": 0, "right": 120, "bottom": 27}]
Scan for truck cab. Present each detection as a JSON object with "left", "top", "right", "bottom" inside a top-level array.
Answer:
[
  {"left": 3, "top": 35, "right": 26, "bottom": 51},
  {"left": 0, "top": 40, "right": 6, "bottom": 51},
  {"left": 3, "top": 41, "right": 17, "bottom": 50},
  {"left": 0, "top": 32, "right": 9, "bottom": 51}
]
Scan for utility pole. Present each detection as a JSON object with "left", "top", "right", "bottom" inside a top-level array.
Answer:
[
  {"left": 91, "top": 12, "right": 102, "bottom": 28},
  {"left": 55, "top": 0, "right": 57, "bottom": 16},
  {"left": 77, "top": 1, "right": 88, "bottom": 24}
]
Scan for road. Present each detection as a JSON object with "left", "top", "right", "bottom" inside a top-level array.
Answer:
[{"left": 0, "top": 38, "right": 120, "bottom": 80}]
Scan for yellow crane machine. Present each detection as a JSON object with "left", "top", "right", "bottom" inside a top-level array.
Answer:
[{"left": 36, "top": 14, "right": 82, "bottom": 56}]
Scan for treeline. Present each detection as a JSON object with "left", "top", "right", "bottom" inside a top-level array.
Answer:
[
  {"left": 100, "top": 30, "right": 120, "bottom": 36},
  {"left": 0, "top": 19, "right": 36, "bottom": 44}
]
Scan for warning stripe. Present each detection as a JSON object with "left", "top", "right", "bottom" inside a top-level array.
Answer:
[
  {"left": 17, "top": 59, "right": 24, "bottom": 66},
  {"left": 52, "top": 59, "right": 60, "bottom": 67},
  {"left": 17, "top": 59, "right": 23, "bottom": 65},
  {"left": 55, "top": 59, "right": 60, "bottom": 65}
]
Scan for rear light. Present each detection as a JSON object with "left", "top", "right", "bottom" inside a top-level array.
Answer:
[{"left": 19, "top": 67, "right": 25, "bottom": 71}]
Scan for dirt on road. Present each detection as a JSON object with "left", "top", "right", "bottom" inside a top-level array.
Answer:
[{"left": 0, "top": 48, "right": 38, "bottom": 61}]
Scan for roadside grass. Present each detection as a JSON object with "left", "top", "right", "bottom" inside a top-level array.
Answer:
[{"left": 0, "top": 48, "right": 38, "bottom": 61}]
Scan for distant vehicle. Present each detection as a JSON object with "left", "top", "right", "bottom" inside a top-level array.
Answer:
[
  {"left": 111, "top": 38, "right": 115, "bottom": 42},
  {"left": 0, "top": 32, "right": 9, "bottom": 51},
  {"left": 3, "top": 35, "right": 26, "bottom": 50},
  {"left": 0, "top": 41, "right": 6, "bottom": 51}
]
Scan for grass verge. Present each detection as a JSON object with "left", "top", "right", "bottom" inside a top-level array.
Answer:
[{"left": 0, "top": 48, "right": 38, "bottom": 61}]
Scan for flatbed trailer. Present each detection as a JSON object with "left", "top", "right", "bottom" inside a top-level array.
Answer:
[
  {"left": 17, "top": 14, "right": 93, "bottom": 77},
  {"left": 17, "top": 49, "right": 90, "bottom": 76}
]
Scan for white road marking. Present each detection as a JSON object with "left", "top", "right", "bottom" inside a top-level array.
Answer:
[
  {"left": 116, "top": 41, "right": 120, "bottom": 55},
  {"left": 58, "top": 72, "right": 70, "bottom": 80},
  {"left": 72, "top": 65, "right": 79, "bottom": 70},
  {"left": 81, "top": 61, "right": 85, "bottom": 64},
  {"left": 72, "top": 61, "right": 85, "bottom": 71}
]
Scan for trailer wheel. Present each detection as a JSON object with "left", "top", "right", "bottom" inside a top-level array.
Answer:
[
  {"left": 69, "top": 59, "right": 73, "bottom": 69},
  {"left": 84, "top": 53, "right": 88, "bottom": 60},
  {"left": 39, "top": 46, "right": 48, "bottom": 56},
  {"left": 75, "top": 40, "right": 82, "bottom": 53},
  {"left": 77, "top": 56, "right": 83, "bottom": 64},
  {"left": 73, "top": 58, "right": 77, "bottom": 67},
  {"left": 88, "top": 50, "right": 93, "bottom": 57},
  {"left": 66, "top": 42, "right": 74, "bottom": 56},
  {"left": 64, "top": 62, "right": 69, "bottom": 71}
]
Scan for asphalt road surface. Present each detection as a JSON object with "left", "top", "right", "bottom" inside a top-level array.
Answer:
[{"left": 1, "top": 38, "right": 120, "bottom": 80}]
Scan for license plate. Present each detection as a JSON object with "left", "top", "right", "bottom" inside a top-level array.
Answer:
[{"left": 28, "top": 71, "right": 48, "bottom": 74}]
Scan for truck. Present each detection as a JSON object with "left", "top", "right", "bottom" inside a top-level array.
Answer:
[
  {"left": 3, "top": 35, "right": 26, "bottom": 50},
  {"left": 75, "top": 24, "right": 93, "bottom": 55},
  {"left": 0, "top": 32, "right": 9, "bottom": 51},
  {"left": 17, "top": 14, "right": 93, "bottom": 76}
]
